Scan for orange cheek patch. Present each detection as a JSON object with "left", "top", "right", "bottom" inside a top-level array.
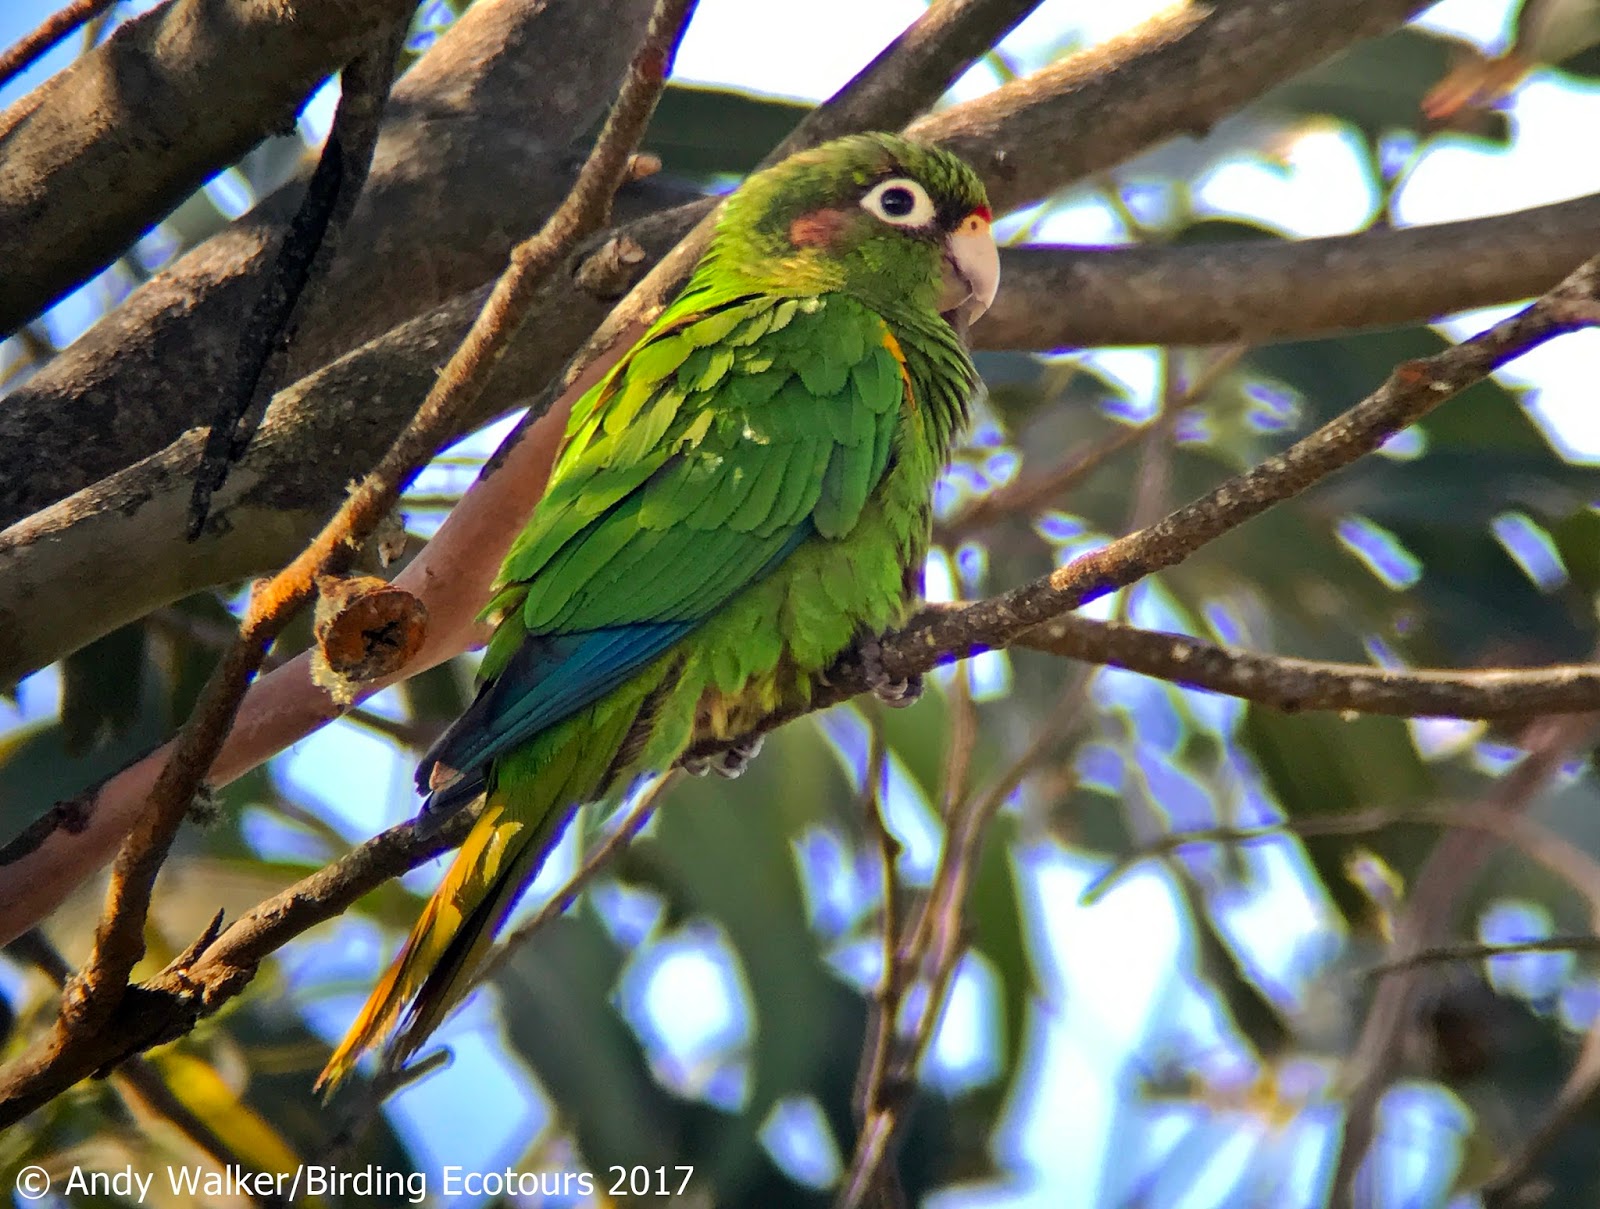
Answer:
[{"left": 788, "top": 207, "right": 851, "bottom": 247}]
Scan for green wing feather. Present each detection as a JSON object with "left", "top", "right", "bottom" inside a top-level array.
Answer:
[
  {"left": 497, "top": 288, "right": 906, "bottom": 649},
  {"left": 317, "top": 285, "right": 915, "bottom": 1090}
]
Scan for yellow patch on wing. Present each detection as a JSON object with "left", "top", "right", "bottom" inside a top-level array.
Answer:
[{"left": 880, "top": 326, "right": 916, "bottom": 411}]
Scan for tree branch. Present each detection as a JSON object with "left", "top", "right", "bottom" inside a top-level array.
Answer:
[
  {"left": 765, "top": 0, "right": 1043, "bottom": 159},
  {"left": 1015, "top": 613, "right": 1600, "bottom": 720},
  {"left": 0, "top": 0, "right": 116, "bottom": 89},
  {"left": 0, "top": 0, "right": 1078, "bottom": 942},
  {"left": 188, "top": 16, "right": 410, "bottom": 538},
  {"left": 678, "top": 250, "right": 1600, "bottom": 771},
  {"left": 0, "top": 0, "right": 415, "bottom": 332},
  {"left": 860, "top": 253, "right": 1600, "bottom": 689},
  {"left": 0, "top": 0, "right": 680, "bottom": 528},
  {"left": 977, "top": 191, "right": 1600, "bottom": 350},
  {"left": 840, "top": 669, "right": 1091, "bottom": 1206},
  {"left": 1330, "top": 711, "right": 1600, "bottom": 1208},
  {"left": 2, "top": 0, "right": 1438, "bottom": 530},
  {"left": 901, "top": 0, "right": 1431, "bottom": 213},
  {"left": 0, "top": 0, "right": 694, "bottom": 1121}
]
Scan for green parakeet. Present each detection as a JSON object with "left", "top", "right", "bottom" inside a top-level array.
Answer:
[{"left": 318, "top": 132, "right": 998, "bottom": 1091}]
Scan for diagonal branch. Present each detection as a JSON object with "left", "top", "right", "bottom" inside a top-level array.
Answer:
[
  {"left": 0, "top": 0, "right": 117, "bottom": 88},
  {"left": 678, "top": 251, "right": 1600, "bottom": 768},
  {"left": 187, "top": 16, "right": 410, "bottom": 538}
]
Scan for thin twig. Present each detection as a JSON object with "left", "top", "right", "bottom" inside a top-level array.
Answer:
[
  {"left": 1015, "top": 613, "right": 1600, "bottom": 721},
  {"left": 1331, "top": 711, "right": 1600, "bottom": 1208},
  {"left": 846, "top": 721, "right": 901, "bottom": 1209},
  {"left": 0, "top": 0, "right": 696, "bottom": 1124},
  {"left": 188, "top": 15, "right": 410, "bottom": 538},
  {"left": 481, "top": 773, "right": 677, "bottom": 984},
  {"left": 940, "top": 419, "right": 1152, "bottom": 542},
  {"left": 1086, "top": 757, "right": 1600, "bottom": 1206},
  {"left": 839, "top": 663, "right": 1088, "bottom": 1207},
  {"left": 1367, "top": 936, "right": 1600, "bottom": 977},
  {"left": 0, "top": 0, "right": 117, "bottom": 89},
  {"left": 1084, "top": 782, "right": 1600, "bottom": 906}
]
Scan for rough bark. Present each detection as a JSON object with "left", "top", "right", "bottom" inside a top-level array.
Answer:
[
  {"left": 0, "top": 0, "right": 1432, "bottom": 528},
  {"left": 0, "top": 0, "right": 683, "bottom": 528},
  {"left": 0, "top": 0, "right": 414, "bottom": 332},
  {"left": 8, "top": 186, "right": 1597, "bottom": 690},
  {"left": 0, "top": 0, "right": 1459, "bottom": 687},
  {"left": 978, "top": 191, "right": 1600, "bottom": 350}
]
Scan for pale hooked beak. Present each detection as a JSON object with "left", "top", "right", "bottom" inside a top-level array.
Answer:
[{"left": 939, "top": 210, "right": 1000, "bottom": 333}]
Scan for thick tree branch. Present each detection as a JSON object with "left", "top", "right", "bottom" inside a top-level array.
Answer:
[
  {"left": 765, "top": 0, "right": 1043, "bottom": 159},
  {"left": 978, "top": 190, "right": 1600, "bottom": 350},
  {"left": 0, "top": 0, "right": 415, "bottom": 332},
  {"left": 901, "top": 0, "right": 1430, "bottom": 212},
  {"left": 2, "top": 0, "right": 1434, "bottom": 528},
  {"left": 0, "top": 0, "right": 694, "bottom": 1121},
  {"left": 0, "top": 0, "right": 677, "bottom": 528}
]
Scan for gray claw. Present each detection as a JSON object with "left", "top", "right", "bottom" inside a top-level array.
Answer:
[
  {"left": 861, "top": 636, "right": 923, "bottom": 708},
  {"left": 684, "top": 734, "right": 765, "bottom": 779}
]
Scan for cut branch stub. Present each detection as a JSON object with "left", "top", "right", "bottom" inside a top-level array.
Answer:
[{"left": 311, "top": 574, "right": 429, "bottom": 702}]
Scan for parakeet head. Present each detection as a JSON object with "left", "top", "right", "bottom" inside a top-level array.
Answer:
[{"left": 709, "top": 133, "right": 999, "bottom": 328}]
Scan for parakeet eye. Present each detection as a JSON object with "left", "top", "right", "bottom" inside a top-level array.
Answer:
[{"left": 861, "top": 178, "right": 936, "bottom": 227}]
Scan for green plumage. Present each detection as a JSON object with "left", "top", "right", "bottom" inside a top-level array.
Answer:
[{"left": 320, "top": 132, "right": 994, "bottom": 1090}]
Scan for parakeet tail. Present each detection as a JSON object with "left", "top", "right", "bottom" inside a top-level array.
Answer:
[{"left": 315, "top": 698, "right": 645, "bottom": 1095}]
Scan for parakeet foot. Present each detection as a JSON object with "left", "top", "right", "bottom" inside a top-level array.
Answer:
[
  {"left": 861, "top": 636, "right": 922, "bottom": 708},
  {"left": 684, "top": 734, "right": 765, "bottom": 778}
]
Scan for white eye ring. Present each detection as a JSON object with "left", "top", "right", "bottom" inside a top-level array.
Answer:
[{"left": 860, "top": 177, "right": 936, "bottom": 227}]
